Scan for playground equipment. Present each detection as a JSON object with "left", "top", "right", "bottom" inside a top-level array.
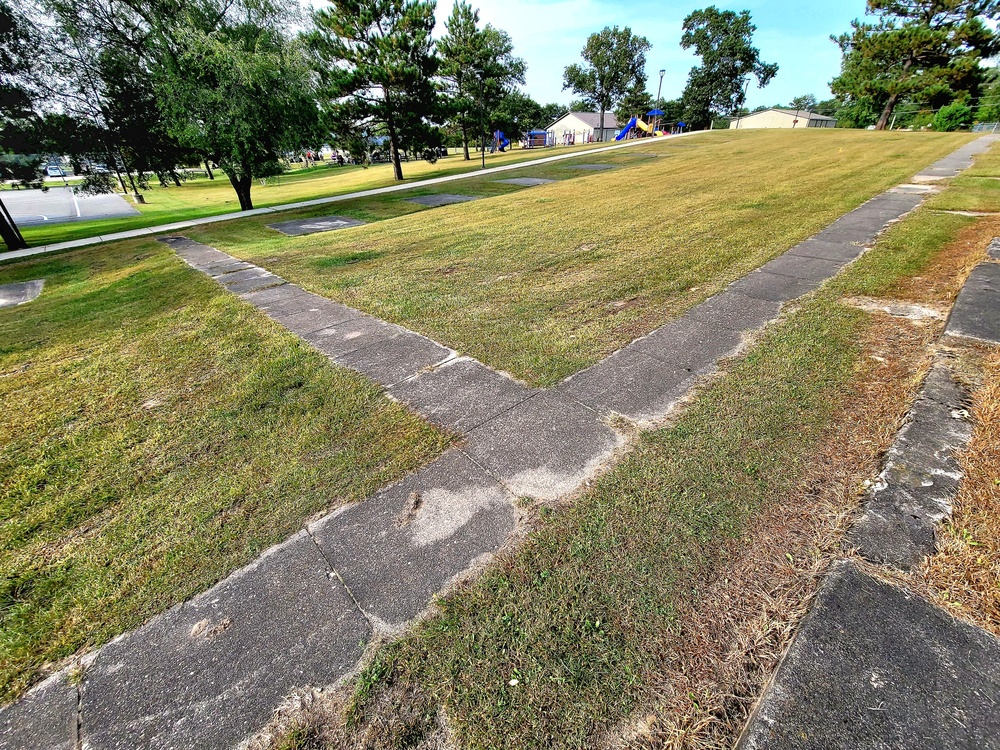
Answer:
[
  {"left": 615, "top": 114, "right": 668, "bottom": 140},
  {"left": 525, "top": 129, "right": 549, "bottom": 148},
  {"left": 492, "top": 130, "right": 510, "bottom": 152}
]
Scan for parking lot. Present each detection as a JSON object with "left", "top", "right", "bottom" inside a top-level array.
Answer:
[{"left": 1, "top": 187, "right": 140, "bottom": 225}]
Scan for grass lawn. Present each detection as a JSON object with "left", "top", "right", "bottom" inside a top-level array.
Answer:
[
  {"left": 186, "top": 128, "right": 975, "bottom": 386},
  {"left": 16, "top": 141, "right": 619, "bottom": 248},
  {"left": 269, "top": 179, "right": 988, "bottom": 750},
  {"left": 0, "top": 242, "right": 451, "bottom": 702}
]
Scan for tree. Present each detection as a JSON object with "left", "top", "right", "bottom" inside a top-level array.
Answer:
[
  {"left": 540, "top": 102, "right": 567, "bottom": 124},
  {"left": 831, "top": 0, "right": 1000, "bottom": 131},
  {"left": 157, "top": 20, "right": 320, "bottom": 210},
  {"left": 934, "top": 100, "right": 974, "bottom": 129},
  {"left": 311, "top": 0, "right": 440, "bottom": 181},
  {"left": 976, "top": 69, "right": 1000, "bottom": 121},
  {"left": 0, "top": 0, "right": 40, "bottom": 250},
  {"left": 679, "top": 6, "right": 777, "bottom": 129},
  {"left": 562, "top": 26, "right": 651, "bottom": 141},
  {"left": 788, "top": 93, "right": 817, "bottom": 111},
  {"left": 615, "top": 84, "right": 654, "bottom": 124},
  {"left": 491, "top": 90, "right": 545, "bottom": 137}
]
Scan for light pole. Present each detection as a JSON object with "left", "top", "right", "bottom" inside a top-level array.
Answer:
[{"left": 656, "top": 69, "right": 665, "bottom": 110}]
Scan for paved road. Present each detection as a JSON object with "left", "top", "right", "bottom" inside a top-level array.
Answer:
[{"left": 1, "top": 187, "right": 139, "bottom": 225}]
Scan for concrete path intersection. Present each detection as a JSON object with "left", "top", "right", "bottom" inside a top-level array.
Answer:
[{"left": 1, "top": 136, "right": 998, "bottom": 749}]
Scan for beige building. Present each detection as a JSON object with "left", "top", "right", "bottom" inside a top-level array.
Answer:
[
  {"left": 547, "top": 111, "right": 621, "bottom": 144},
  {"left": 729, "top": 108, "right": 837, "bottom": 129}
]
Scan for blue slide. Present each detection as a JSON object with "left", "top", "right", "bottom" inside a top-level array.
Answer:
[
  {"left": 494, "top": 130, "right": 510, "bottom": 151},
  {"left": 615, "top": 117, "right": 637, "bottom": 141}
]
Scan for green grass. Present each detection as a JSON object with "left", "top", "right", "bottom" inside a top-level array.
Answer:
[
  {"left": 0, "top": 242, "right": 451, "bottom": 702},
  {"left": 16, "top": 141, "right": 620, "bottom": 247},
  {"left": 326, "top": 203, "right": 976, "bottom": 750},
  {"left": 187, "top": 128, "right": 975, "bottom": 386},
  {"left": 926, "top": 142, "right": 1000, "bottom": 212}
]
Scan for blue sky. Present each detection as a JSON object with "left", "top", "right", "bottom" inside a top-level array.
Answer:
[{"left": 432, "top": 0, "right": 871, "bottom": 109}]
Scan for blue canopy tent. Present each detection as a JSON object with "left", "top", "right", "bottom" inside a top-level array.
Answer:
[{"left": 647, "top": 109, "right": 665, "bottom": 133}]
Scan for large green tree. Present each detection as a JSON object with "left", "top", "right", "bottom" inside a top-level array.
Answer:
[
  {"left": 0, "top": 0, "right": 40, "bottom": 250},
  {"left": 831, "top": 0, "right": 1000, "bottom": 130},
  {"left": 562, "top": 26, "right": 650, "bottom": 141},
  {"left": 157, "top": 21, "right": 319, "bottom": 209},
  {"left": 438, "top": 1, "right": 525, "bottom": 159},
  {"left": 679, "top": 6, "right": 777, "bottom": 129},
  {"left": 311, "top": 0, "right": 440, "bottom": 181}
]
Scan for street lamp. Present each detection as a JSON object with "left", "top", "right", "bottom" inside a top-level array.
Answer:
[{"left": 656, "top": 69, "right": 665, "bottom": 110}]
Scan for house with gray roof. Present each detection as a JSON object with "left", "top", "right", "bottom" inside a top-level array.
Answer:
[{"left": 547, "top": 111, "right": 621, "bottom": 144}]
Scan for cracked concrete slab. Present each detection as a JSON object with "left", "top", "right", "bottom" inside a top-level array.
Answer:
[
  {"left": 758, "top": 253, "right": 847, "bottom": 283},
  {"left": 218, "top": 273, "right": 286, "bottom": 294},
  {"left": 80, "top": 532, "right": 369, "bottom": 750},
  {"left": 406, "top": 194, "right": 478, "bottom": 207},
  {"left": 787, "top": 239, "right": 865, "bottom": 263},
  {"left": 271, "top": 301, "right": 362, "bottom": 335},
  {"left": 848, "top": 364, "right": 971, "bottom": 569},
  {"left": 267, "top": 215, "right": 366, "bottom": 236},
  {"left": 495, "top": 177, "right": 556, "bottom": 186},
  {"left": 304, "top": 315, "right": 401, "bottom": 359},
  {"left": 244, "top": 287, "right": 328, "bottom": 317},
  {"left": 945, "top": 262, "right": 1000, "bottom": 344},
  {"left": 558, "top": 347, "right": 695, "bottom": 423},
  {"left": 310, "top": 449, "right": 517, "bottom": 628},
  {"left": 0, "top": 279, "right": 44, "bottom": 308},
  {"left": 0, "top": 671, "right": 77, "bottom": 750},
  {"left": 389, "top": 357, "right": 533, "bottom": 433},
  {"left": 335, "top": 331, "right": 453, "bottom": 387},
  {"left": 206, "top": 260, "right": 256, "bottom": 277},
  {"left": 728, "top": 269, "right": 821, "bottom": 302},
  {"left": 686, "top": 290, "right": 782, "bottom": 331},
  {"left": 630, "top": 317, "right": 743, "bottom": 370},
  {"left": 211, "top": 267, "right": 273, "bottom": 285},
  {"left": 463, "top": 392, "right": 624, "bottom": 501},
  {"left": 738, "top": 561, "right": 1000, "bottom": 750}
]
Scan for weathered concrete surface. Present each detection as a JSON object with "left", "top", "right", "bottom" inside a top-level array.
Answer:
[
  {"left": 310, "top": 449, "right": 518, "bottom": 628},
  {"left": 738, "top": 561, "right": 1000, "bottom": 750},
  {"left": 727, "top": 269, "right": 820, "bottom": 303},
  {"left": 913, "top": 135, "right": 998, "bottom": 181},
  {"left": 0, "top": 279, "right": 44, "bottom": 308},
  {"left": 945, "top": 261, "right": 1000, "bottom": 344},
  {"left": 787, "top": 238, "right": 864, "bottom": 263},
  {"left": 389, "top": 357, "right": 533, "bottom": 433},
  {"left": 988, "top": 237, "right": 1000, "bottom": 261},
  {"left": 558, "top": 347, "right": 695, "bottom": 423},
  {"left": 463, "top": 392, "right": 624, "bottom": 501},
  {"left": 406, "top": 193, "right": 478, "bottom": 207},
  {"left": 267, "top": 215, "right": 365, "bottom": 236},
  {"left": 80, "top": 532, "right": 369, "bottom": 750},
  {"left": 0, "top": 671, "right": 77, "bottom": 750},
  {"left": 687, "top": 290, "right": 782, "bottom": 331},
  {"left": 848, "top": 363, "right": 972, "bottom": 568},
  {"left": 495, "top": 177, "right": 556, "bottom": 186},
  {"left": 336, "top": 331, "right": 453, "bottom": 387}
]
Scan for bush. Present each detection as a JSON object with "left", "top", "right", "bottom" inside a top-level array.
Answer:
[{"left": 933, "top": 102, "right": 974, "bottom": 132}]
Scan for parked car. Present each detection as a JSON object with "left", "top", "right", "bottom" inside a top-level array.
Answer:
[{"left": 46, "top": 165, "right": 65, "bottom": 177}]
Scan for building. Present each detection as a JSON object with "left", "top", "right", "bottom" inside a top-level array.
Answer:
[
  {"left": 547, "top": 111, "right": 621, "bottom": 144},
  {"left": 729, "top": 108, "right": 837, "bottom": 130}
]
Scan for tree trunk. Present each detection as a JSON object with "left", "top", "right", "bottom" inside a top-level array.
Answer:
[
  {"left": 0, "top": 197, "right": 27, "bottom": 251},
  {"left": 598, "top": 107, "right": 606, "bottom": 142},
  {"left": 875, "top": 92, "right": 899, "bottom": 131},
  {"left": 204, "top": 161, "right": 214, "bottom": 180},
  {"left": 227, "top": 171, "right": 254, "bottom": 210},
  {"left": 461, "top": 121, "right": 470, "bottom": 161},
  {"left": 384, "top": 90, "right": 405, "bottom": 181}
]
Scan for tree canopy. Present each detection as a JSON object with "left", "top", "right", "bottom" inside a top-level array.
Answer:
[
  {"left": 563, "top": 26, "right": 650, "bottom": 141},
  {"left": 679, "top": 6, "right": 777, "bottom": 129},
  {"left": 311, "top": 0, "right": 440, "bottom": 181},
  {"left": 831, "top": 0, "right": 1000, "bottom": 130}
]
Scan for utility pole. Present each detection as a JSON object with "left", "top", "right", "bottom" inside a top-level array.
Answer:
[{"left": 734, "top": 78, "right": 751, "bottom": 129}]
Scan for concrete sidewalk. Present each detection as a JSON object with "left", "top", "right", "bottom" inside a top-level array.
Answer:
[{"left": 1, "top": 136, "right": 996, "bottom": 750}]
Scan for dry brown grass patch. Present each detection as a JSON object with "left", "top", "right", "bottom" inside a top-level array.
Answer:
[{"left": 615, "top": 312, "right": 937, "bottom": 750}]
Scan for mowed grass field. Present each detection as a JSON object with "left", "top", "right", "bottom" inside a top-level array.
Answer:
[
  {"left": 15, "top": 141, "right": 618, "bottom": 247},
  {"left": 187, "top": 129, "right": 975, "bottom": 386},
  {"left": 272, "top": 153, "right": 994, "bottom": 750},
  {"left": 0, "top": 242, "right": 450, "bottom": 702}
]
